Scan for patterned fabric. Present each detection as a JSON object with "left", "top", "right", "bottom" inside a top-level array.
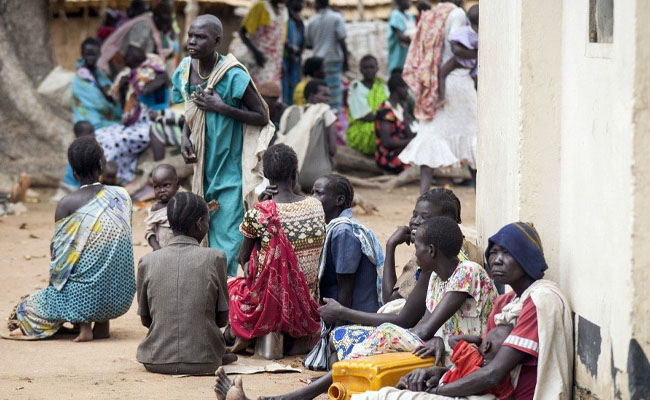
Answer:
[
  {"left": 425, "top": 260, "right": 497, "bottom": 345},
  {"left": 71, "top": 62, "right": 122, "bottom": 130},
  {"left": 282, "top": 15, "right": 304, "bottom": 105},
  {"left": 347, "top": 78, "right": 389, "bottom": 155},
  {"left": 240, "top": 196, "right": 325, "bottom": 299},
  {"left": 332, "top": 324, "right": 376, "bottom": 360},
  {"left": 9, "top": 186, "right": 135, "bottom": 338},
  {"left": 95, "top": 112, "right": 151, "bottom": 183},
  {"left": 486, "top": 222, "right": 548, "bottom": 280},
  {"left": 374, "top": 101, "right": 410, "bottom": 173},
  {"left": 324, "top": 60, "right": 344, "bottom": 110},
  {"left": 150, "top": 109, "right": 183, "bottom": 147},
  {"left": 242, "top": 1, "right": 288, "bottom": 86},
  {"left": 229, "top": 200, "right": 321, "bottom": 339},
  {"left": 110, "top": 54, "right": 167, "bottom": 126},
  {"left": 318, "top": 211, "right": 385, "bottom": 305},
  {"left": 402, "top": 2, "right": 457, "bottom": 120},
  {"left": 346, "top": 322, "right": 425, "bottom": 359}
]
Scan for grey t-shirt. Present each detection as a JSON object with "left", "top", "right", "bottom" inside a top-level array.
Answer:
[
  {"left": 136, "top": 235, "right": 229, "bottom": 366},
  {"left": 305, "top": 8, "right": 347, "bottom": 63}
]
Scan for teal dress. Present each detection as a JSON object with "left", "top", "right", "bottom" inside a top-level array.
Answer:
[
  {"left": 172, "top": 56, "right": 250, "bottom": 276},
  {"left": 387, "top": 9, "right": 416, "bottom": 75}
]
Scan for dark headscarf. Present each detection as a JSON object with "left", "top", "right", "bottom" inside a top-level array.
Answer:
[{"left": 485, "top": 222, "right": 548, "bottom": 280}]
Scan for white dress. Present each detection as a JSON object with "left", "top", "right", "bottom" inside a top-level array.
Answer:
[{"left": 398, "top": 8, "right": 478, "bottom": 169}]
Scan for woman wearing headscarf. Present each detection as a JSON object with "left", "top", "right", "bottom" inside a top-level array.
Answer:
[{"left": 352, "top": 222, "right": 574, "bottom": 400}]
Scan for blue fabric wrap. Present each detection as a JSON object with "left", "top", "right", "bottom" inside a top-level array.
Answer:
[{"left": 485, "top": 222, "right": 548, "bottom": 280}]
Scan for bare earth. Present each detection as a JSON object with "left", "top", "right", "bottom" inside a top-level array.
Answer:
[{"left": 0, "top": 184, "right": 475, "bottom": 400}]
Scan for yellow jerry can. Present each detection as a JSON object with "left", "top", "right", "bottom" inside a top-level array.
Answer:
[{"left": 328, "top": 352, "right": 435, "bottom": 400}]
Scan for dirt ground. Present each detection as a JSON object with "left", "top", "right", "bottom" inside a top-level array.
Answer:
[{"left": 0, "top": 184, "right": 476, "bottom": 400}]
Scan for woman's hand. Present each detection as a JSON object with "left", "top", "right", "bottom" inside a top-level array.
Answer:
[
  {"left": 193, "top": 86, "right": 226, "bottom": 113},
  {"left": 413, "top": 336, "right": 446, "bottom": 365},
  {"left": 181, "top": 136, "right": 197, "bottom": 164},
  {"left": 397, "top": 367, "right": 447, "bottom": 392},
  {"left": 388, "top": 225, "right": 412, "bottom": 248},
  {"left": 318, "top": 298, "right": 345, "bottom": 324}
]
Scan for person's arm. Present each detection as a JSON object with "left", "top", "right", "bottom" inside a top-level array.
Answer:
[
  {"left": 193, "top": 84, "right": 269, "bottom": 126},
  {"left": 340, "top": 39, "right": 349, "bottom": 72},
  {"left": 410, "top": 291, "right": 470, "bottom": 341},
  {"left": 394, "top": 27, "right": 411, "bottom": 46},
  {"left": 147, "top": 236, "right": 161, "bottom": 251},
  {"left": 239, "top": 26, "right": 266, "bottom": 67},
  {"left": 447, "top": 334, "right": 482, "bottom": 349},
  {"left": 434, "top": 347, "right": 527, "bottom": 396},
  {"left": 141, "top": 71, "right": 170, "bottom": 96},
  {"left": 238, "top": 236, "right": 257, "bottom": 268},
  {"left": 450, "top": 42, "right": 477, "bottom": 59},
  {"left": 136, "top": 259, "right": 152, "bottom": 328},
  {"left": 180, "top": 123, "right": 197, "bottom": 164},
  {"left": 382, "top": 226, "right": 411, "bottom": 304},
  {"left": 437, "top": 57, "right": 460, "bottom": 103},
  {"left": 378, "top": 120, "right": 412, "bottom": 149},
  {"left": 326, "top": 123, "right": 337, "bottom": 157},
  {"left": 336, "top": 274, "right": 355, "bottom": 309},
  {"left": 320, "top": 270, "right": 431, "bottom": 328}
]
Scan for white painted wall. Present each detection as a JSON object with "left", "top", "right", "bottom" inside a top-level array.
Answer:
[{"left": 477, "top": 0, "right": 650, "bottom": 398}]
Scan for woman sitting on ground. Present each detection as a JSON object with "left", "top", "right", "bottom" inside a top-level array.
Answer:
[
  {"left": 7, "top": 136, "right": 135, "bottom": 342},
  {"left": 374, "top": 74, "right": 414, "bottom": 174},
  {"left": 136, "top": 192, "right": 237, "bottom": 375},
  {"left": 215, "top": 217, "right": 497, "bottom": 400},
  {"left": 71, "top": 37, "right": 122, "bottom": 130},
  {"left": 94, "top": 44, "right": 170, "bottom": 183},
  {"left": 354, "top": 222, "right": 573, "bottom": 400},
  {"left": 228, "top": 144, "right": 326, "bottom": 354}
]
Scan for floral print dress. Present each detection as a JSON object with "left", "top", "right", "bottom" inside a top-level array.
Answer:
[{"left": 343, "top": 260, "right": 497, "bottom": 361}]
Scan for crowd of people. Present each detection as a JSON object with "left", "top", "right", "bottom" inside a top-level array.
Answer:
[{"left": 5, "top": 2, "right": 575, "bottom": 400}]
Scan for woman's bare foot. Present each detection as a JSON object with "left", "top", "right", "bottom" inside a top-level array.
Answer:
[
  {"left": 92, "top": 321, "right": 110, "bottom": 339},
  {"left": 214, "top": 367, "right": 250, "bottom": 400},
  {"left": 9, "top": 328, "right": 23, "bottom": 337},
  {"left": 226, "top": 337, "right": 251, "bottom": 354},
  {"left": 73, "top": 323, "right": 93, "bottom": 342}
]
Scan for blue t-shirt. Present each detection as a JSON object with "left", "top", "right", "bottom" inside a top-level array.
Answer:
[{"left": 320, "top": 209, "right": 380, "bottom": 313}]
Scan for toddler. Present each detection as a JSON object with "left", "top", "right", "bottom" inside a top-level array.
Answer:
[{"left": 144, "top": 164, "right": 179, "bottom": 250}]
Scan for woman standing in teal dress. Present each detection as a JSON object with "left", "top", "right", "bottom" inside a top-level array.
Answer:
[
  {"left": 282, "top": 0, "right": 305, "bottom": 105},
  {"left": 71, "top": 38, "right": 122, "bottom": 130},
  {"left": 173, "top": 15, "right": 271, "bottom": 276},
  {"left": 8, "top": 137, "right": 135, "bottom": 342}
]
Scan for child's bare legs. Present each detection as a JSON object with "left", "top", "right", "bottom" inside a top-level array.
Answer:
[
  {"left": 93, "top": 321, "right": 110, "bottom": 339},
  {"left": 420, "top": 166, "right": 434, "bottom": 194},
  {"left": 73, "top": 322, "right": 93, "bottom": 342}
]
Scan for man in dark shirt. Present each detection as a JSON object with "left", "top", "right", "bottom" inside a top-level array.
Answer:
[{"left": 312, "top": 174, "right": 383, "bottom": 315}]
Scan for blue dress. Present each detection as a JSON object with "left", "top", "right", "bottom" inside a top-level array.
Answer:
[
  {"left": 172, "top": 56, "right": 251, "bottom": 276},
  {"left": 282, "top": 16, "right": 304, "bottom": 105}
]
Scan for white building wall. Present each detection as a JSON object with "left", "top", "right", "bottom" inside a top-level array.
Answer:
[{"left": 477, "top": 0, "right": 650, "bottom": 398}]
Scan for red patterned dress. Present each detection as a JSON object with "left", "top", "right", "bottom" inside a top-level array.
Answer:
[{"left": 374, "top": 101, "right": 410, "bottom": 174}]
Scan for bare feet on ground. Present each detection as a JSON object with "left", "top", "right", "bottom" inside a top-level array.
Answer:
[
  {"left": 92, "top": 321, "right": 110, "bottom": 339},
  {"left": 73, "top": 323, "right": 93, "bottom": 342},
  {"left": 9, "top": 328, "right": 23, "bottom": 337},
  {"left": 214, "top": 367, "right": 250, "bottom": 400},
  {"left": 226, "top": 337, "right": 251, "bottom": 354}
]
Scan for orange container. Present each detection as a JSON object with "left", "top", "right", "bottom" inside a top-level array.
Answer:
[{"left": 328, "top": 352, "right": 435, "bottom": 400}]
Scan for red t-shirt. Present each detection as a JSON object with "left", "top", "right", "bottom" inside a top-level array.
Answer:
[{"left": 486, "top": 293, "right": 538, "bottom": 400}]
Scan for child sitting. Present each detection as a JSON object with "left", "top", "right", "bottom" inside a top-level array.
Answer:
[
  {"left": 347, "top": 55, "right": 389, "bottom": 156},
  {"left": 144, "top": 164, "right": 179, "bottom": 250},
  {"left": 436, "top": 4, "right": 479, "bottom": 108},
  {"left": 293, "top": 56, "right": 325, "bottom": 106}
]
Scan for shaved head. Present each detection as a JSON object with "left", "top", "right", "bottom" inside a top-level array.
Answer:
[{"left": 192, "top": 14, "right": 223, "bottom": 39}]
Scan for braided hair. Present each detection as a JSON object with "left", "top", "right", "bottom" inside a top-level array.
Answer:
[
  {"left": 323, "top": 174, "right": 354, "bottom": 209},
  {"left": 419, "top": 216, "right": 463, "bottom": 258},
  {"left": 68, "top": 136, "right": 104, "bottom": 179},
  {"left": 263, "top": 144, "right": 298, "bottom": 183},
  {"left": 418, "top": 188, "right": 462, "bottom": 223},
  {"left": 166, "top": 192, "right": 208, "bottom": 235}
]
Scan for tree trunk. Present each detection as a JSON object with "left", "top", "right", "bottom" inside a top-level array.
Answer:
[{"left": 0, "top": 0, "right": 71, "bottom": 191}]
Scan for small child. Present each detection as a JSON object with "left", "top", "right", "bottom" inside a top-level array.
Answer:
[
  {"left": 293, "top": 56, "right": 325, "bottom": 106},
  {"left": 101, "top": 161, "right": 120, "bottom": 186},
  {"left": 144, "top": 164, "right": 179, "bottom": 250},
  {"left": 435, "top": 324, "right": 515, "bottom": 398},
  {"left": 436, "top": 4, "right": 479, "bottom": 108}
]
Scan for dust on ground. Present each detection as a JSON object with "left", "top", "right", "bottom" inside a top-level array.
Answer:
[{"left": 0, "top": 184, "right": 475, "bottom": 400}]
